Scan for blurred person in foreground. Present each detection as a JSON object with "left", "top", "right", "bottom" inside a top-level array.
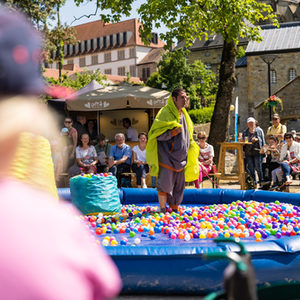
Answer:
[
  {"left": 146, "top": 88, "right": 199, "bottom": 213},
  {"left": 0, "top": 6, "right": 121, "bottom": 300}
]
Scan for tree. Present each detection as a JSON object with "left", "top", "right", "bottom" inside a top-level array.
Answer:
[
  {"left": 44, "top": 69, "right": 107, "bottom": 91},
  {"left": 74, "top": 0, "right": 277, "bottom": 160},
  {"left": 6, "top": 0, "right": 77, "bottom": 69},
  {"left": 146, "top": 48, "right": 216, "bottom": 109}
]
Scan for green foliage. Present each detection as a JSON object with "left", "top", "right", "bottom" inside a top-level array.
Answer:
[
  {"left": 6, "top": 0, "right": 65, "bottom": 28},
  {"left": 146, "top": 48, "right": 217, "bottom": 109},
  {"left": 237, "top": 46, "right": 246, "bottom": 59},
  {"left": 188, "top": 106, "right": 215, "bottom": 125},
  {"left": 44, "top": 69, "right": 107, "bottom": 90}
]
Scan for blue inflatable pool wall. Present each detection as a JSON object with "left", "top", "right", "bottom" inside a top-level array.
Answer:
[{"left": 58, "top": 188, "right": 300, "bottom": 295}]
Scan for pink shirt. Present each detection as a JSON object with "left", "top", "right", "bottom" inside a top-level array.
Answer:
[{"left": 0, "top": 179, "right": 121, "bottom": 300}]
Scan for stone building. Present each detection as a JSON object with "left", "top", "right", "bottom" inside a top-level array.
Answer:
[
  {"left": 234, "top": 22, "right": 300, "bottom": 134},
  {"left": 136, "top": 48, "right": 165, "bottom": 82}
]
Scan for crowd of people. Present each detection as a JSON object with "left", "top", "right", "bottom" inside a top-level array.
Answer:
[
  {"left": 240, "top": 114, "right": 300, "bottom": 189},
  {"left": 53, "top": 107, "right": 300, "bottom": 193}
]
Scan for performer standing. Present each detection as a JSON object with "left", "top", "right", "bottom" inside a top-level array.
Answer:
[{"left": 146, "top": 88, "right": 199, "bottom": 212}]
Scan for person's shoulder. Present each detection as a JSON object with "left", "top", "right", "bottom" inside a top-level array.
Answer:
[{"left": 132, "top": 145, "right": 138, "bottom": 151}]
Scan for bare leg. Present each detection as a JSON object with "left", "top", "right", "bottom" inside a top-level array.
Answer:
[
  {"left": 141, "top": 177, "right": 147, "bottom": 188},
  {"left": 158, "top": 193, "right": 167, "bottom": 213}
]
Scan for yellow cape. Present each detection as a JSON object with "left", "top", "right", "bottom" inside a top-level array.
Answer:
[{"left": 146, "top": 95, "right": 199, "bottom": 182}]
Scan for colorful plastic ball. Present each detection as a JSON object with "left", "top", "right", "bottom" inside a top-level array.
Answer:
[
  {"left": 129, "top": 231, "right": 135, "bottom": 238},
  {"left": 150, "top": 235, "right": 157, "bottom": 240},
  {"left": 184, "top": 234, "right": 191, "bottom": 241},
  {"left": 111, "top": 240, "right": 118, "bottom": 246},
  {"left": 134, "top": 238, "right": 141, "bottom": 245},
  {"left": 102, "top": 240, "right": 109, "bottom": 246}
]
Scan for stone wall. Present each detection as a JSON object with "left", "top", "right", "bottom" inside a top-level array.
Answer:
[{"left": 189, "top": 48, "right": 223, "bottom": 74}]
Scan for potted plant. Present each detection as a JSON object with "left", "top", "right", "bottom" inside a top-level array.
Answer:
[{"left": 263, "top": 95, "right": 283, "bottom": 113}]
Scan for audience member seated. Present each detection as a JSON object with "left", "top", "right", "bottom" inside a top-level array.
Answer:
[
  {"left": 95, "top": 133, "right": 112, "bottom": 173},
  {"left": 86, "top": 119, "right": 97, "bottom": 145},
  {"left": 61, "top": 117, "right": 78, "bottom": 171},
  {"left": 69, "top": 133, "right": 98, "bottom": 177},
  {"left": 194, "top": 131, "right": 215, "bottom": 188},
  {"left": 108, "top": 133, "right": 132, "bottom": 187},
  {"left": 260, "top": 135, "right": 282, "bottom": 188},
  {"left": 132, "top": 132, "right": 149, "bottom": 188},
  {"left": 279, "top": 132, "right": 300, "bottom": 185},
  {"left": 266, "top": 113, "right": 286, "bottom": 142},
  {"left": 123, "top": 117, "right": 138, "bottom": 141}
]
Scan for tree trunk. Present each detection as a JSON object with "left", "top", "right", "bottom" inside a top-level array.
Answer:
[{"left": 207, "top": 39, "right": 237, "bottom": 163}]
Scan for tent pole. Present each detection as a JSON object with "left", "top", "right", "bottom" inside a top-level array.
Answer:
[{"left": 97, "top": 111, "right": 100, "bottom": 135}]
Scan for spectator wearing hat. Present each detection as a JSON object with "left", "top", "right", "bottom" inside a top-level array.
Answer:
[
  {"left": 266, "top": 114, "right": 287, "bottom": 142},
  {"left": 243, "top": 117, "right": 265, "bottom": 187},
  {"left": 95, "top": 133, "right": 112, "bottom": 173}
]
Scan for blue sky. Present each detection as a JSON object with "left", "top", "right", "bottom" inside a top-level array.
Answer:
[{"left": 60, "top": 0, "right": 167, "bottom": 36}]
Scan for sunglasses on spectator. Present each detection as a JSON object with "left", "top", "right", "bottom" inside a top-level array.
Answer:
[
  {"left": 64, "top": 121, "right": 72, "bottom": 123},
  {"left": 285, "top": 137, "right": 292, "bottom": 140},
  {"left": 272, "top": 118, "right": 279, "bottom": 120},
  {"left": 198, "top": 137, "right": 206, "bottom": 140}
]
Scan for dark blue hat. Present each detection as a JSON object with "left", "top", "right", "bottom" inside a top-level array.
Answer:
[{"left": 0, "top": 7, "right": 46, "bottom": 95}]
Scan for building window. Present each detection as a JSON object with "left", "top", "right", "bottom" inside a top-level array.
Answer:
[
  {"left": 72, "top": 44, "right": 76, "bottom": 54},
  {"left": 78, "top": 42, "right": 82, "bottom": 53},
  {"left": 84, "top": 40, "right": 88, "bottom": 52},
  {"left": 270, "top": 69, "right": 277, "bottom": 84},
  {"left": 218, "top": 55, "right": 222, "bottom": 62},
  {"left": 91, "top": 55, "right": 98, "bottom": 65},
  {"left": 97, "top": 37, "right": 100, "bottom": 49},
  {"left": 104, "top": 69, "right": 112, "bottom": 75},
  {"left": 130, "top": 65, "right": 136, "bottom": 77},
  {"left": 205, "top": 64, "right": 212, "bottom": 70},
  {"left": 118, "top": 50, "right": 125, "bottom": 60},
  {"left": 151, "top": 32, "right": 158, "bottom": 44},
  {"left": 79, "top": 57, "right": 86, "bottom": 67},
  {"left": 118, "top": 66, "right": 126, "bottom": 76},
  {"left": 103, "top": 36, "right": 107, "bottom": 48},
  {"left": 104, "top": 52, "right": 111, "bottom": 62},
  {"left": 67, "top": 59, "right": 73, "bottom": 65},
  {"left": 142, "top": 67, "right": 150, "bottom": 80},
  {"left": 129, "top": 48, "right": 135, "bottom": 58},
  {"left": 110, "top": 35, "right": 114, "bottom": 47},
  {"left": 66, "top": 44, "right": 70, "bottom": 56},
  {"left": 90, "top": 39, "right": 94, "bottom": 50},
  {"left": 123, "top": 32, "right": 127, "bottom": 44},
  {"left": 116, "top": 33, "right": 120, "bottom": 45},
  {"left": 289, "top": 68, "right": 296, "bottom": 81},
  {"left": 205, "top": 52, "right": 210, "bottom": 57}
]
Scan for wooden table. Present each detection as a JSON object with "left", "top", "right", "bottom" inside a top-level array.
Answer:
[{"left": 217, "top": 142, "right": 251, "bottom": 190}]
